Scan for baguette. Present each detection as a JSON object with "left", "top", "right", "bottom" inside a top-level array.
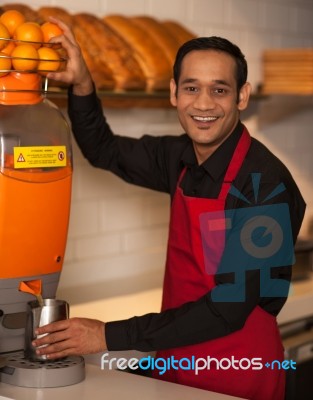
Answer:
[
  {"left": 131, "top": 16, "right": 179, "bottom": 66},
  {"left": 72, "top": 21, "right": 115, "bottom": 91},
  {"left": 104, "top": 14, "right": 172, "bottom": 91},
  {"left": 73, "top": 13, "right": 146, "bottom": 91},
  {"left": 162, "top": 20, "right": 196, "bottom": 46}
]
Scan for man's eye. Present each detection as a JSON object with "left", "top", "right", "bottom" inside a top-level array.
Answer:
[
  {"left": 213, "top": 88, "right": 227, "bottom": 95},
  {"left": 184, "top": 86, "right": 198, "bottom": 92}
]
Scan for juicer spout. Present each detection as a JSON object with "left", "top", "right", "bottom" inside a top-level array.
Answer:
[{"left": 19, "top": 279, "right": 44, "bottom": 306}]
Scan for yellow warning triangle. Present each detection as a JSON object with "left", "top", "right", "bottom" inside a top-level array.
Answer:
[{"left": 17, "top": 153, "right": 25, "bottom": 162}]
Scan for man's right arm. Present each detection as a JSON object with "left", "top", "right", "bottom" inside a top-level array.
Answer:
[
  {"left": 46, "top": 18, "right": 177, "bottom": 193},
  {"left": 67, "top": 87, "right": 180, "bottom": 193}
]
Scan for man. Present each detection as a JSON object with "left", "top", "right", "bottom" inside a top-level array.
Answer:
[{"left": 33, "top": 19, "right": 305, "bottom": 400}]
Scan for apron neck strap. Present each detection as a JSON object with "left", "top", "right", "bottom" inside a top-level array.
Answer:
[{"left": 219, "top": 126, "right": 251, "bottom": 200}]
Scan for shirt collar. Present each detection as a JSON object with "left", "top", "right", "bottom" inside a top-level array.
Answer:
[{"left": 181, "top": 121, "right": 244, "bottom": 182}]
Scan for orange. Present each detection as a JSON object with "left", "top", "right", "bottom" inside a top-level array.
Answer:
[
  {"left": 2, "top": 39, "right": 15, "bottom": 56},
  {"left": 0, "top": 22, "right": 10, "bottom": 51},
  {"left": 41, "top": 22, "right": 63, "bottom": 44},
  {"left": 0, "top": 9, "right": 26, "bottom": 36},
  {"left": 11, "top": 44, "right": 39, "bottom": 71},
  {"left": 37, "top": 47, "right": 61, "bottom": 75},
  {"left": 14, "top": 22, "right": 43, "bottom": 49},
  {"left": 0, "top": 51, "right": 12, "bottom": 77}
]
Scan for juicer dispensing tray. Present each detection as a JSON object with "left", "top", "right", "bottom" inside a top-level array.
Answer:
[{"left": 0, "top": 350, "right": 85, "bottom": 388}]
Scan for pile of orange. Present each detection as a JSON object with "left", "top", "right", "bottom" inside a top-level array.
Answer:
[{"left": 0, "top": 9, "right": 64, "bottom": 77}]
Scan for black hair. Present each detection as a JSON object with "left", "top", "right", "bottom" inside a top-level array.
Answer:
[{"left": 173, "top": 36, "right": 248, "bottom": 93}]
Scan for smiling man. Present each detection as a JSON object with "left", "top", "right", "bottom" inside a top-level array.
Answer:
[
  {"left": 170, "top": 44, "right": 250, "bottom": 162},
  {"left": 33, "top": 24, "right": 305, "bottom": 400}
]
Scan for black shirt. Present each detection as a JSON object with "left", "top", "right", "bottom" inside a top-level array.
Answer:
[{"left": 68, "top": 88, "right": 306, "bottom": 352}]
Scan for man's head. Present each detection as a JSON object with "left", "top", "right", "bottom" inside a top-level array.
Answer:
[
  {"left": 173, "top": 36, "right": 248, "bottom": 98},
  {"left": 170, "top": 36, "right": 251, "bottom": 163}
]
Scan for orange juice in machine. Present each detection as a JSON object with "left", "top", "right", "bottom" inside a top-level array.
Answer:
[{"left": 0, "top": 72, "right": 84, "bottom": 387}]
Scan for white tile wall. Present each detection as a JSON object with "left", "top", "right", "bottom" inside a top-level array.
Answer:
[{"left": 6, "top": 0, "right": 312, "bottom": 298}]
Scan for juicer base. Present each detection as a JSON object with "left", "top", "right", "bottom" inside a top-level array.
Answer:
[{"left": 0, "top": 350, "right": 85, "bottom": 388}]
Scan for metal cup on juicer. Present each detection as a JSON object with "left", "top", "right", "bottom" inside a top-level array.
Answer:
[
  {"left": 24, "top": 298, "right": 69, "bottom": 362},
  {"left": 19, "top": 280, "right": 69, "bottom": 362}
]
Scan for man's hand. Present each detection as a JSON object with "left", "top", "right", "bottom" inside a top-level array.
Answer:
[
  {"left": 32, "top": 317, "right": 107, "bottom": 359},
  {"left": 44, "top": 17, "right": 94, "bottom": 96}
]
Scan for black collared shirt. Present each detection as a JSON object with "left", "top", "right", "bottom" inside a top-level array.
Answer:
[{"left": 68, "top": 88, "right": 306, "bottom": 352}]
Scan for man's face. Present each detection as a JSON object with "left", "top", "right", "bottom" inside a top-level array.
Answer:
[{"left": 170, "top": 50, "right": 251, "bottom": 163}]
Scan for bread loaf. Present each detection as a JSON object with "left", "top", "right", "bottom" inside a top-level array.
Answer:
[
  {"left": 72, "top": 20, "right": 115, "bottom": 91},
  {"left": 131, "top": 16, "right": 179, "bottom": 66},
  {"left": 73, "top": 13, "right": 146, "bottom": 91},
  {"left": 104, "top": 14, "right": 172, "bottom": 91},
  {"left": 37, "top": 6, "right": 74, "bottom": 28},
  {"left": 162, "top": 20, "right": 196, "bottom": 46}
]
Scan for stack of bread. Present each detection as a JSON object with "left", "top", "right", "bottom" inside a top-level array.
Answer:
[
  {"left": 1, "top": 3, "right": 196, "bottom": 92},
  {"left": 262, "top": 49, "right": 313, "bottom": 95}
]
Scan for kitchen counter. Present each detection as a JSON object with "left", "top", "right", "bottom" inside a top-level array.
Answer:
[{"left": 0, "top": 363, "right": 244, "bottom": 400}]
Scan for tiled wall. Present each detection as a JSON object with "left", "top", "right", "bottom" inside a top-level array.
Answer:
[{"left": 8, "top": 0, "right": 312, "bottom": 299}]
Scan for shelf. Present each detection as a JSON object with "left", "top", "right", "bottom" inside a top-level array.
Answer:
[{"left": 46, "top": 89, "right": 172, "bottom": 109}]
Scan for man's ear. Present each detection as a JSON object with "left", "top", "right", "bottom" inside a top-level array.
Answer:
[
  {"left": 170, "top": 78, "right": 177, "bottom": 107},
  {"left": 237, "top": 82, "right": 252, "bottom": 111}
]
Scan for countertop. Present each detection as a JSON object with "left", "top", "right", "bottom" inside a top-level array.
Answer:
[{"left": 0, "top": 363, "right": 244, "bottom": 400}]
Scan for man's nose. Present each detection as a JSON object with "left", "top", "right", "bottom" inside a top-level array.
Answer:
[{"left": 193, "top": 91, "right": 215, "bottom": 110}]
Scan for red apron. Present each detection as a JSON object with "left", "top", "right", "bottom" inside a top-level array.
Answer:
[{"left": 155, "top": 127, "right": 285, "bottom": 400}]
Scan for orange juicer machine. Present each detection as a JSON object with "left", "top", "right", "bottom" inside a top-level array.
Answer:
[{"left": 0, "top": 71, "right": 85, "bottom": 387}]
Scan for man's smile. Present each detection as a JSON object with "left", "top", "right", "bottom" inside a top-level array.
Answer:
[{"left": 192, "top": 116, "right": 219, "bottom": 122}]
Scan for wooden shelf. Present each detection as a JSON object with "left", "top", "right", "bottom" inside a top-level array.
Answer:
[{"left": 46, "top": 89, "right": 172, "bottom": 109}]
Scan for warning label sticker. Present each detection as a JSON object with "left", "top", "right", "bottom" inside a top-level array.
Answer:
[{"left": 13, "top": 146, "right": 67, "bottom": 169}]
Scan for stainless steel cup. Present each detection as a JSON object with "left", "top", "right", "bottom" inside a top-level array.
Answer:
[{"left": 24, "top": 298, "right": 69, "bottom": 361}]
